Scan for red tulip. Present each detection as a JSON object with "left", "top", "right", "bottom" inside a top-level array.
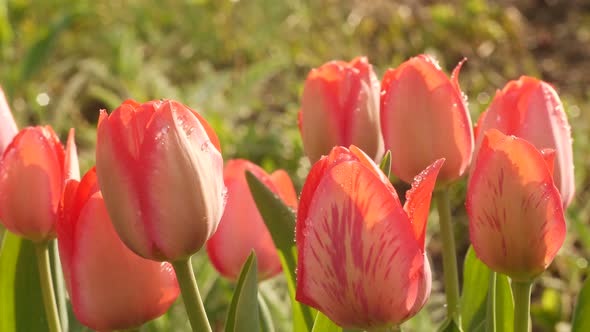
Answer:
[
  {"left": 473, "top": 76, "right": 574, "bottom": 207},
  {"left": 380, "top": 55, "right": 473, "bottom": 184},
  {"left": 467, "top": 129, "right": 566, "bottom": 281},
  {"left": 0, "top": 86, "right": 18, "bottom": 154},
  {"left": 96, "top": 99, "right": 226, "bottom": 261},
  {"left": 0, "top": 126, "right": 77, "bottom": 242},
  {"left": 296, "top": 145, "right": 444, "bottom": 329},
  {"left": 58, "top": 168, "right": 179, "bottom": 331},
  {"left": 207, "top": 160, "right": 297, "bottom": 281},
  {"left": 299, "top": 56, "right": 384, "bottom": 163}
]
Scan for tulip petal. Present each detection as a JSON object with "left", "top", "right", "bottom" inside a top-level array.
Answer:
[
  {"left": 70, "top": 193, "right": 179, "bottom": 330},
  {"left": 0, "top": 87, "right": 18, "bottom": 155},
  {"left": 65, "top": 128, "right": 80, "bottom": 182},
  {"left": 96, "top": 110, "right": 152, "bottom": 258},
  {"left": 467, "top": 129, "right": 565, "bottom": 281},
  {"left": 270, "top": 169, "right": 298, "bottom": 209},
  {"left": 540, "top": 148, "right": 556, "bottom": 177},
  {"left": 207, "top": 160, "right": 282, "bottom": 281},
  {"left": 296, "top": 160, "right": 426, "bottom": 328},
  {"left": 380, "top": 56, "right": 472, "bottom": 184},
  {"left": 403, "top": 158, "right": 445, "bottom": 248},
  {"left": 138, "top": 100, "right": 225, "bottom": 260},
  {"left": 0, "top": 128, "right": 63, "bottom": 241}
]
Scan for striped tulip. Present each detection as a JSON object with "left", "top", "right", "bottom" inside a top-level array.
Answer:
[
  {"left": 380, "top": 54, "right": 473, "bottom": 185},
  {"left": 296, "top": 145, "right": 444, "bottom": 329},
  {"left": 58, "top": 168, "right": 179, "bottom": 330},
  {"left": 299, "top": 56, "right": 384, "bottom": 163},
  {"left": 473, "top": 76, "right": 574, "bottom": 207},
  {"left": 96, "top": 99, "right": 226, "bottom": 261},
  {"left": 467, "top": 129, "right": 566, "bottom": 281},
  {"left": 207, "top": 159, "right": 297, "bottom": 281},
  {"left": 0, "top": 127, "right": 77, "bottom": 242}
]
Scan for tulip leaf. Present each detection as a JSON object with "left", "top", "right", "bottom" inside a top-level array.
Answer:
[
  {"left": 438, "top": 318, "right": 463, "bottom": 332},
  {"left": 571, "top": 273, "right": 590, "bottom": 332},
  {"left": 246, "top": 171, "right": 316, "bottom": 332},
  {"left": 461, "top": 246, "right": 513, "bottom": 332},
  {"left": 258, "top": 292, "right": 275, "bottom": 332},
  {"left": 311, "top": 312, "right": 341, "bottom": 332},
  {"left": 225, "top": 251, "right": 259, "bottom": 332},
  {"left": 0, "top": 232, "right": 49, "bottom": 332},
  {"left": 379, "top": 150, "right": 392, "bottom": 178}
]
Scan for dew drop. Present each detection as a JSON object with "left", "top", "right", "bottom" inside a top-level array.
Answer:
[{"left": 201, "top": 140, "right": 211, "bottom": 152}]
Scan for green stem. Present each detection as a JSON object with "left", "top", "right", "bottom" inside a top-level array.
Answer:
[
  {"left": 512, "top": 281, "right": 532, "bottom": 332},
  {"left": 171, "top": 258, "right": 212, "bottom": 332},
  {"left": 486, "top": 271, "right": 497, "bottom": 332},
  {"left": 35, "top": 242, "right": 62, "bottom": 332},
  {"left": 51, "top": 240, "right": 69, "bottom": 332},
  {"left": 434, "top": 189, "right": 461, "bottom": 325}
]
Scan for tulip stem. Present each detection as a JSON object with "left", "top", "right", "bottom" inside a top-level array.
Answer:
[
  {"left": 434, "top": 188, "right": 461, "bottom": 325},
  {"left": 172, "top": 258, "right": 212, "bottom": 332},
  {"left": 35, "top": 241, "right": 62, "bottom": 332},
  {"left": 486, "top": 271, "right": 497, "bottom": 332},
  {"left": 512, "top": 281, "right": 532, "bottom": 332}
]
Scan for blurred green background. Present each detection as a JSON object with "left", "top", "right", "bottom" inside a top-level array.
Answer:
[{"left": 1, "top": 0, "right": 590, "bottom": 331}]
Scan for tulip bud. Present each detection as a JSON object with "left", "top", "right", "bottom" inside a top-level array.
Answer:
[
  {"left": 58, "top": 168, "right": 179, "bottom": 331},
  {"left": 96, "top": 99, "right": 226, "bottom": 261},
  {"left": 296, "top": 145, "right": 444, "bottom": 329},
  {"left": 207, "top": 160, "right": 297, "bottom": 281},
  {"left": 467, "top": 129, "right": 566, "bottom": 282},
  {"left": 0, "top": 126, "right": 71, "bottom": 242},
  {"left": 380, "top": 55, "right": 473, "bottom": 184},
  {"left": 299, "top": 56, "right": 384, "bottom": 163},
  {"left": 0, "top": 86, "right": 18, "bottom": 154},
  {"left": 473, "top": 76, "right": 574, "bottom": 207}
]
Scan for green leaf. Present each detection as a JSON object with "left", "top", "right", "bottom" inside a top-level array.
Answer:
[
  {"left": 246, "top": 171, "right": 315, "bottom": 332},
  {"left": 379, "top": 150, "right": 391, "bottom": 178},
  {"left": 311, "top": 312, "right": 341, "bottom": 332},
  {"left": 258, "top": 292, "right": 275, "bottom": 332},
  {"left": 460, "top": 246, "right": 513, "bottom": 332},
  {"left": 225, "top": 252, "right": 259, "bottom": 332},
  {"left": 438, "top": 318, "right": 463, "bottom": 332},
  {"left": 571, "top": 273, "right": 590, "bottom": 332},
  {"left": 0, "top": 232, "right": 49, "bottom": 332}
]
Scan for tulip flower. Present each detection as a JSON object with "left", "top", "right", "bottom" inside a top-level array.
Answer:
[
  {"left": 473, "top": 76, "right": 574, "bottom": 207},
  {"left": 467, "top": 129, "right": 566, "bottom": 281},
  {"left": 299, "top": 56, "right": 384, "bottom": 163},
  {"left": 0, "top": 86, "right": 18, "bottom": 154},
  {"left": 95, "top": 99, "right": 226, "bottom": 262},
  {"left": 58, "top": 168, "right": 180, "bottom": 331},
  {"left": 296, "top": 145, "right": 444, "bottom": 329},
  {"left": 380, "top": 54, "right": 473, "bottom": 185},
  {"left": 207, "top": 160, "right": 297, "bottom": 281},
  {"left": 0, "top": 126, "right": 69, "bottom": 242}
]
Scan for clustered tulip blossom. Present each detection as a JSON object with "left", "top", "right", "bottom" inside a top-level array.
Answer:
[
  {"left": 473, "top": 76, "right": 574, "bottom": 207},
  {"left": 0, "top": 50, "right": 575, "bottom": 332}
]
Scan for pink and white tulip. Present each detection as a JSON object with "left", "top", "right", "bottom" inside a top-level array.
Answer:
[
  {"left": 96, "top": 99, "right": 226, "bottom": 261},
  {"left": 299, "top": 57, "right": 384, "bottom": 163},
  {"left": 296, "top": 145, "right": 443, "bottom": 329},
  {"left": 467, "top": 129, "right": 566, "bottom": 281},
  {"left": 380, "top": 55, "right": 473, "bottom": 185}
]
